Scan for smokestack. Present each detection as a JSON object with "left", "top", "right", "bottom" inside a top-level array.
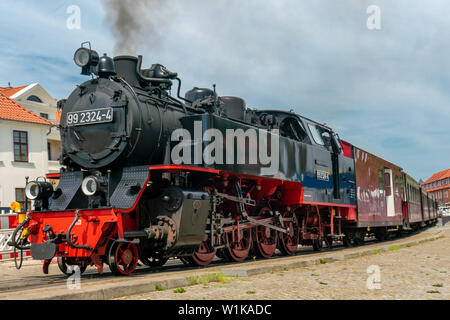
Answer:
[
  {"left": 113, "top": 56, "right": 140, "bottom": 87},
  {"left": 101, "top": 0, "right": 167, "bottom": 56}
]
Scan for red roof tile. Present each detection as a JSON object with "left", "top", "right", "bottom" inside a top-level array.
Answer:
[
  {"left": 0, "top": 92, "right": 53, "bottom": 125},
  {"left": 0, "top": 85, "right": 29, "bottom": 97},
  {"left": 423, "top": 168, "right": 450, "bottom": 185},
  {"left": 425, "top": 185, "right": 450, "bottom": 193}
]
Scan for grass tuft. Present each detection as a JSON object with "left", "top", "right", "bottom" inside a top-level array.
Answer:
[
  {"left": 155, "top": 284, "right": 166, "bottom": 291},
  {"left": 432, "top": 283, "right": 443, "bottom": 288},
  {"left": 173, "top": 287, "right": 186, "bottom": 294},
  {"left": 320, "top": 258, "right": 326, "bottom": 264},
  {"left": 388, "top": 245, "right": 401, "bottom": 251},
  {"left": 187, "top": 276, "right": 198, "bottom": 285},
  {"left": 199, "top": 273, "right": 235, "bottom": 285},
  {"left": 246, "top": 291, "right": 256, "bottom": 294},
  {"left": 427, "top": 290, "right": 440, "bottom": 294},
  {"left": 372, "top": 249, "right": 381, "bottom": 254}
]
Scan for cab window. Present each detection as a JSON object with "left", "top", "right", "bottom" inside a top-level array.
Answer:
[
  {"left": 280, "top": 117, "right": 310, "bottom": 143},
  {"left": 308, "top": 124, "right": 324, "bottom": 145}
]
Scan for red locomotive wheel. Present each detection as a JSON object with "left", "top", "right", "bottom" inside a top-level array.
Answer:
[
  {"left": 253, "top": 208, "right": 278, "bottom": 259},
  {"left": 223, "top": 228, "right": 252, "bottom": 262},
  {"left": 190, "top": 240, "right": 217, "bottom": 267},
  {"left": 108, "top": 242, "right": 139, "bottom": 276},
  {"left": 278, "top": 212, "right": 299, "bottom": 256}
]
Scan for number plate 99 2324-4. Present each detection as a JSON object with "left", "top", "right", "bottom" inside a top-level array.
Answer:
[{"left": 66, "top": 107, "right": 113, "bottom": 127}]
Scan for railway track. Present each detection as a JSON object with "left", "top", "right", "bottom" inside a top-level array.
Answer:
[{"left": 0, "top": 228, "right": 436, "bottom": 295}]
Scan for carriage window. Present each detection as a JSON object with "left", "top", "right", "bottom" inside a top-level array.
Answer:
[
  {"left": 378, "top": 169, "right": 384, "bottom": 191},
  {"left": 308, "top": 124, "right": 324, "bottom": 145},
  {"left": 280, "top": 118, "right": 310, "bottom": 143},
  {"left": 400, "top": 177, "right": 404, "bottom": 196},
  {"left": 394, "top": 176, "right": 398, "bottom": 195}
]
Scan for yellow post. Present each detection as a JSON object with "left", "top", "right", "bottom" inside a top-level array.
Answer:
[{"left": 10, "top": 202, "right": 29, "bottom": 238}]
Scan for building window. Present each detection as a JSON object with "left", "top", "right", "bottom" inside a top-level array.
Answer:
[
  {"left": 15, "top": 188, "right": 31, "bottom": 210},
  {"left": 40, "top": 113, "right": 49, "bottom": 119},
  {"left": 27, "top": 95, "right": 42, "bottom": 103},
  {"left": 13, "top": 130, "right": 28, "bottom": 162}
]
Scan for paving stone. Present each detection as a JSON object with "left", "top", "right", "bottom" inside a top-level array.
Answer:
[
  {"left": 118, "top": 229, "right": 450, "bottom": 300},
  {"left": 0, "top": 226, "right": 446, "bottom": 300},
  {"left": 222, "top": 269, "right": 249, "bottom": 277}
]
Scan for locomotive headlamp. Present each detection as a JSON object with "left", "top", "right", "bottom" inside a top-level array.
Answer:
[
  {"left": 25, "top": 181, "right": 54, "bottom": 200},
  {"left": 81, "top": 176, "right": 107, "bottom": 197},
  {"left": 74, "top": 43, "right": 99, "bottom": 75}
]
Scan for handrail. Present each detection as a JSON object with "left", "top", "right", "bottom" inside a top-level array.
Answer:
[{"left": 66, "top": 210, "right": 91, "bottom": 250}]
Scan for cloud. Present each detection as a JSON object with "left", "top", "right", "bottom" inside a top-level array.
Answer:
[
  {"left": 0, "top": 0, "right": 112, "bottom": 97},
  {"left": 148, "top": 0, "right": 449, "bottom": 180},
  {"left": 0, "top": 0, "right": 448, "bottom": 180}
]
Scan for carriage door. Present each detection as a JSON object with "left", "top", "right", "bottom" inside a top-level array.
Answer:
[{"left": 384, "top": 169, "right": 395, "bottom": 217}]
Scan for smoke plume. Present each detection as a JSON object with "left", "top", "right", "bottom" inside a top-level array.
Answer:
[{"left": 102, "top": 0, "right": 167, "bottom": 56}]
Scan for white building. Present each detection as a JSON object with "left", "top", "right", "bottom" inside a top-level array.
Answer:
[{"left": 0, "top": 84, "right": 61, "bottom": 209}]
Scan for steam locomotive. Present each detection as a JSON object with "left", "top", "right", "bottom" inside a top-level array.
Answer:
[{"left": 9, "top": 43, "right": 438, "bottom": 275}]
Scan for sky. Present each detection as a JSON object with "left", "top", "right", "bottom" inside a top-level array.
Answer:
[{"left": 0, "top": 0, "right": 448, "bottom": 181}]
